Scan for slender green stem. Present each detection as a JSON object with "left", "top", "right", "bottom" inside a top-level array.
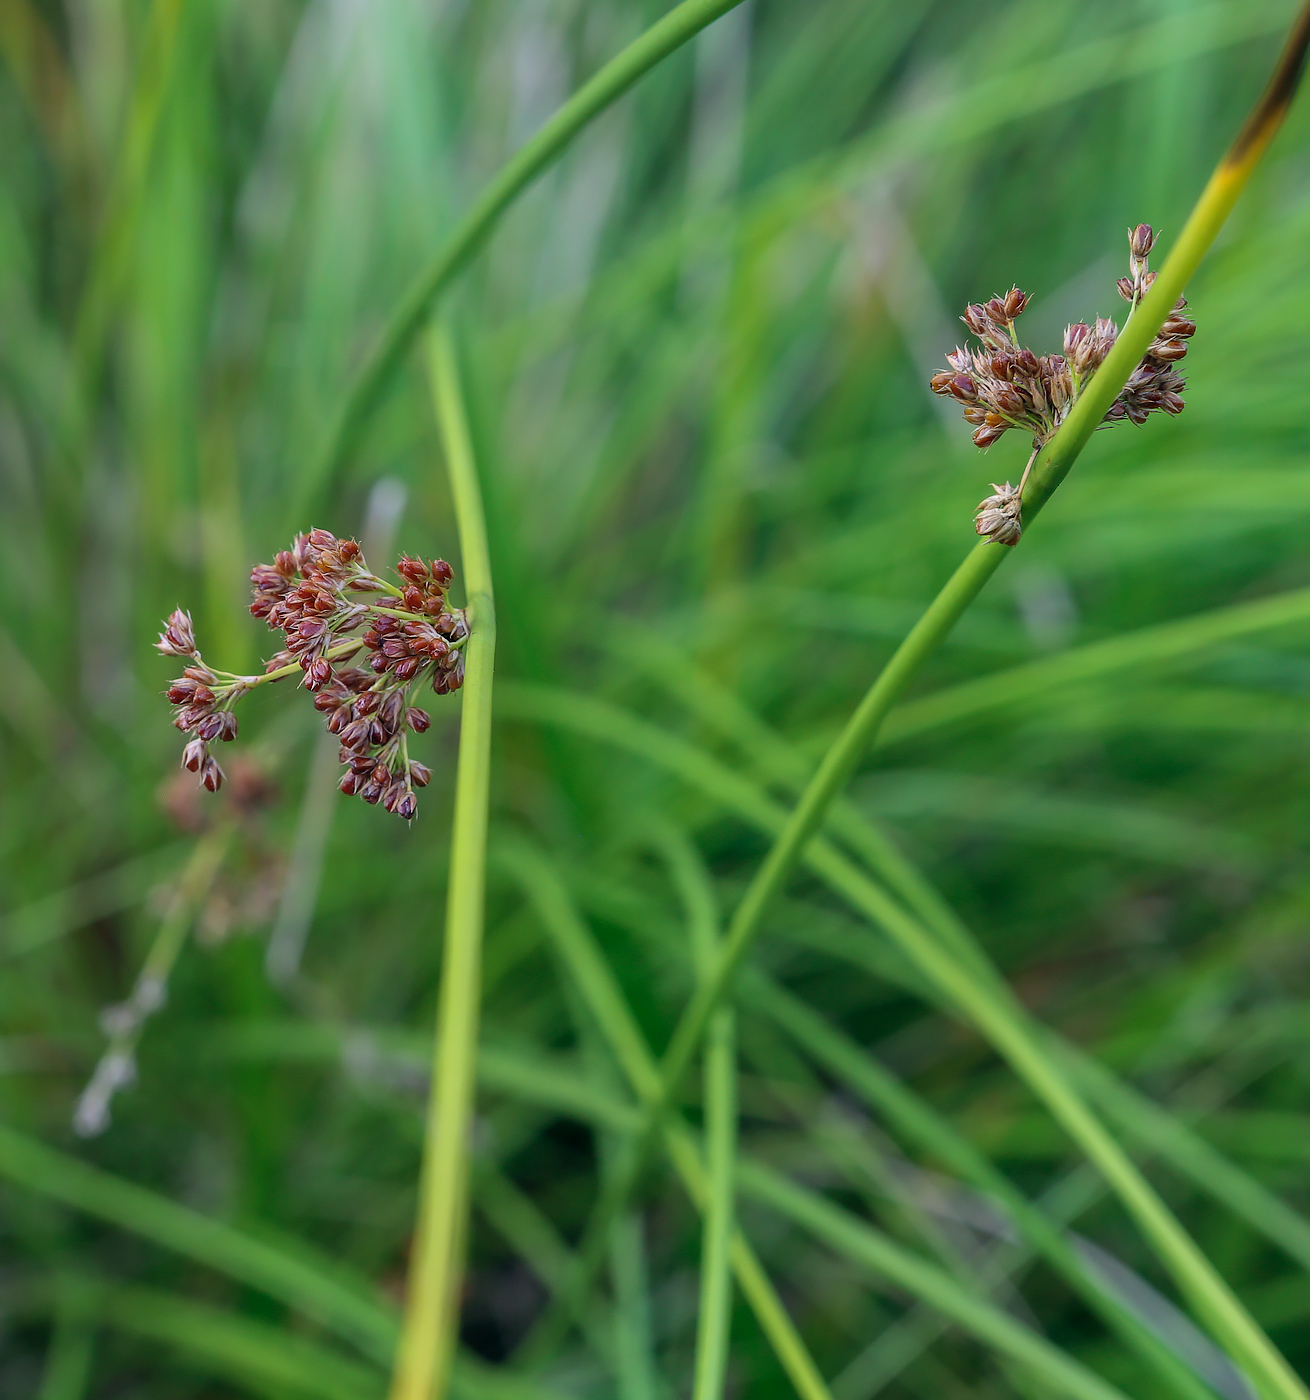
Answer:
[
  {"left": 660, "top": 541, "right": 1005, "bottom": 1100},
  {"left": 297, "top": 0, "right": 749, "bottom": 520},
  {"left": 388, "top": 325, "right": 496, "bottom": 1400},
  {"left": 658, "top": 0, "right": 1310, "bottom": 1120},
  {"left": 655, "top": 830, "right": 736, "bottom": 1400},
  {"left": 569, "top": 12, "right": 1310, "bottom": 1388}
]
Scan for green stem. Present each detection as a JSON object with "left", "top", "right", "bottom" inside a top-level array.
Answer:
[
  {"left": 656, "top": 830, "right": 735, "bottom": 1400},
  {"left": 298, "top": 0, "right": 749, "bottom": 520},
  {"left": 660, "top": 541, "right": 1005, "bottom": 1100},
  {"left": 387, "top": 325, "right": 496, "bottom": 1400},
  {"left": 612, "top": 0, "right": 1310, "bottom": 1368}
]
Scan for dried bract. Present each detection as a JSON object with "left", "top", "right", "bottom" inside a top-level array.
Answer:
[{"left": 975, "top": 482, "right": 1023, "bottom": 546}]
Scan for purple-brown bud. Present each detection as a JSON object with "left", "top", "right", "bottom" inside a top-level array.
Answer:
[
  {"left": 156, "top": 610, "right": 198, "bottom": 657},
  {"left": 1129, "top": 224, "right": 1155, "bottom": 261}
]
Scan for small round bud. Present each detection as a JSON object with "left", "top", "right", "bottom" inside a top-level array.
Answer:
[{"left": 1129, "top": 223, "right": 1155, "bottom": 261}]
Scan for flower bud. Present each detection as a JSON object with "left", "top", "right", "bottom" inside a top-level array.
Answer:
[
  {"left": 156, "top": 610, "right": 197, "bottom": 657},
  {"left": 1151, "top": 338, "right": 1188, "bottom": 362},
  {"left": 1129, "top": 223, "right": 1155, "bottom": 261},
  {"left": 1002, "top": 286, "right": 1028, "bottom": 319}
]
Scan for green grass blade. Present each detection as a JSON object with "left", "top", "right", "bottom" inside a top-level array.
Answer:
[
  {"left": 654, "top": 827, "right": 737, "bottom": 1400},
  {"left": 500, "top": 836, "right": 835, "bottom": 1400},
  {"left": 0, "top": 1124, "right": 398, "bottom": 1362},
  {"left": 301, "top": 0, "right": 750, "bottom": 516},
  {"left": 498, "top": 682, "right": 1305, "bottom": 1399}
]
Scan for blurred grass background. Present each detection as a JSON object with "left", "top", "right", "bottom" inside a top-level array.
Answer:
[{"left": 4, "top": 0, "right": 1310, "bottom": 1395}]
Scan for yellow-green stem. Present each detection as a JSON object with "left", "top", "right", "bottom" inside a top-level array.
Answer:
[
  {"left": 584, "top": 6, "right": 1310, "bottom": 1395},
  {"left": 388, "top": 325, "right": 496, "bottom": 1400}
]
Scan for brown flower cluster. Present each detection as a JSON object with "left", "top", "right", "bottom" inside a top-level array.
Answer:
[
  {"left": 157, "top": 529, "right": 468, "bottom": 820},
  {"left": 929, "top": 225, "right": 1196, "bottom": 545}
]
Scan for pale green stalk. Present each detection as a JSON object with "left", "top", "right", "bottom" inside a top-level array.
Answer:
[
  {"left": 655, "top": 0, "right": 1310, "bottom": 1125},
  {"left": 299, "top": 0, "right": 750, "bottom": 519},
  {"left": 654, "top": 829, "right": 735, "bottom": 1400},
  {"left": 571, "top": 13, "right": 1310, "bottom": 1397},
  {"left": 388, "top": 325, "right": 496, "bottom": 1400}
]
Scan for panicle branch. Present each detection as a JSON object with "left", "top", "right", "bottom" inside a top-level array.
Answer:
[{"left": 156, "top": 528, "right": 469, "bottom": 820}]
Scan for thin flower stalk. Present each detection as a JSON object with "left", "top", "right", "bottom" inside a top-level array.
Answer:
[
  {"left": 387, "top": 324, "right": 496, "bottom": 1400},
  {"left": 72, "top": 825, "right": 233, "bottom": 1137}
]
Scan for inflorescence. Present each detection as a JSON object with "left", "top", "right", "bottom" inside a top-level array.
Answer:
[
  {"left": 158, "top": 529, "right": 468, "bottom": 820},
  {"left": 930, "top": 224, "right": 1195, "bottom": 545}
]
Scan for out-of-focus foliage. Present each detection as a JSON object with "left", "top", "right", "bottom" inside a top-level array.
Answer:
[{"left": 3, "top": 0, "right": 1310, "bottom": 1395}]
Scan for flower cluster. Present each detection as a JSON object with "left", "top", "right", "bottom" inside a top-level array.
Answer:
[
  {"left": 157, "top": 529, "right": 468, "bottom": 820},
  {"left": 930, "top": 225, "right": 1196, "bottom": 545},
  {"left": 156, "top": 609, "right": 244, "bottom": 793}
]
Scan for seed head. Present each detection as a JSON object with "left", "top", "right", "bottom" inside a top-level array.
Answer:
[
  {"left": 160, "top": 529, "right": 469, "bottom": 821},
  {"left": 933, "top": 222, "right": 1194, "bottom": 542}
]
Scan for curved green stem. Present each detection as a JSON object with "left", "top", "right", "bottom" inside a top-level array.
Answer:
[
  {"left": 387, "top": 325, "right": 496, "bottom": 1400},
  {"left": 581, "top": 11, "right": 1310, "bottom": 1393},
  {"left": 660, "top": 0, "right": 1310, "bottom": 1125},
  {"left": 296, "top": 0, "right": 748, "bottom": 520}
]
